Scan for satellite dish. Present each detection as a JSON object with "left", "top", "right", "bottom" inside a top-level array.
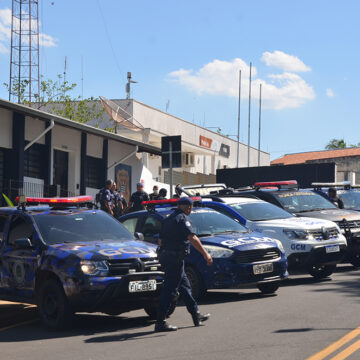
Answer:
[{"left": 99, "top": 96, "right": 144, "bottom": 132}]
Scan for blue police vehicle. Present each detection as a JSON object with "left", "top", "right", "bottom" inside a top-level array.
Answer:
[
  {"left": 119, "top": 197, "right": 288, "bottom": 299},
  {"left": 0, "top": 196, "right": 166, "bottom": 329}
]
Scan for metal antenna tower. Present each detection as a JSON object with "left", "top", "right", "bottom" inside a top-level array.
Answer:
[{"left": 9, "top": 0, "right": 40, "bottom": 105}]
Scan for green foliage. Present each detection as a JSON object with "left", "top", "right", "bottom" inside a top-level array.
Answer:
[
  {"left": 2, "top": 193, "right": 14, "bottom": 207},
  {"left": 325, "top": 138, "right": 347, "bottom": 150},
  {"left": 4, "top": 74, "right": 106, "bottom": 128}
]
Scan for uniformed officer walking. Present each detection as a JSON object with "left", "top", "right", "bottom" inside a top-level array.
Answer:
[
  {"left": 111, "top": 182, "right": 124, "bottom": 217},
  {"left": 127, "top": 182, "right": 149, "bottom": 212},
  {"left": 99, "top": 179, "right": 114, "bottom": 216},
  {"left": 155, "top": 197, "right": 213, "bottom": 332}
]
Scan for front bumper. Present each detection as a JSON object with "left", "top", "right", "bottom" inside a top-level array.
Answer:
[
  {"left": 65, "top": 271, "right": 164, "bottom": 314},
  {"left": 287, "top": 244, "right": 347, "bottom": 270},
  {"left": 193, "top": 254, "right": 288, "bottom": 290}
]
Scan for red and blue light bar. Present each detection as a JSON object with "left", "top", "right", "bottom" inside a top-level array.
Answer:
[
  {"left": 16, "top": 195, "right": 93, "bottom": 205},
  {"left": 254, "top": 180, "right": 298, "bottom": 189},
  {"left": 142, "top": 197, "right": 202, "bottom": 206}
]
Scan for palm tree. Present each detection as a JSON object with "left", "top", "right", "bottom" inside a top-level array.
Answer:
[{"left": 325, "top": 139, "right": 347, "bottom": 150}]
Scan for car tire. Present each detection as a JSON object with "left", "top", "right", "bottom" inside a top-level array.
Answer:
[
  {"left": 185, "top": 266, "right": 206, "bottom": 300},
  {"left": 257, "top": 282, "right": 279, "bottom": 294},
  {"left": 37, "top": 278, "right": 74, "bottom": 330},
  {"left": 309, "top": 264, "right": 336, "bottom": 279},
  {"left": 144, "top": 298, "right": 177, "bottom": 319},
  {"left": 348, "top": 253, "right": 360, "bottom": 267}
]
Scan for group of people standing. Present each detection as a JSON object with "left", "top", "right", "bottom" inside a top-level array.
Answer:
[{"left": 98, "top": 181, "right": 168, "bottom": 217}]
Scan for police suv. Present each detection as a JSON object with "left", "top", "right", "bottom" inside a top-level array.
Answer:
[
  {"left": 0, "top": 196, "right": 165, "bottom": 329},
  {"left": 208, "top": 181, "right": 360, "bottom": 267},
  {"left": 119, "top": 197, "right": 288, "bottom": 299},
  {"left": 201, "top": 197, "right": 347, "bottom": 278}
]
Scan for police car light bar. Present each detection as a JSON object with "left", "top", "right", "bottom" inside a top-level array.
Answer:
[
  {"left": 311, "top": 181, "right": 351, "bottom": 187},
  {"left": 15, "top": 195, "right": 93, "bottom": 204},
  {"left": 142, "top": 197, "right": 202, "bottom": 206},
  {"left": 254, "top": 180, "right": 298, "bottom": 189}
]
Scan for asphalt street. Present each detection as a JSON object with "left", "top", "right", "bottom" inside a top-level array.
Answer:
[{"left": 1, "top": 266, "right": 360, "bottom": 360}]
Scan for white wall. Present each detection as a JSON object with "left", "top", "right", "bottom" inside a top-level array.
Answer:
[
  {"left": 87, "top": 133, "right": 103, "bottom": 159},
  {"left": 0, "top": 108, "right": 12, "bottom": 149},
  {"left": 52, "top": 125, "right": 81, "bottom": 195},
  {"left": 25, "top": 116, "right": 45, "bottom": 144}
]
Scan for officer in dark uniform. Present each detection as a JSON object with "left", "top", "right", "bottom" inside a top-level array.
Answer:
[
  {"left": 99, "top": 179, "right": 114, "bottom": 216},
  {"left": 111, "top": 182, "right": 124, "bottom": 217},
  {"left": 328, "top": 187, "right": 344, "bottom": 209},
  {"left": 127, "top": 182, "right": 150, "bottom": 212},
  {"left": 155, "top": 197, "right": 213, "bottom": 332}
]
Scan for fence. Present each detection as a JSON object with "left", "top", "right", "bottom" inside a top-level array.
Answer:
[
  {"left": 163, "top": 170, "right": 216, "bottom": 186},
  {"left": 0, "top": 179, "right": 74, "bottom": 206}
]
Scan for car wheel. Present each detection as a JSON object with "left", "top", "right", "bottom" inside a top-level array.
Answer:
[
  {"left": 257, "top": 282, "right": 279, "bottom": 294},
  {"left": 348, "top": 253, "right": 360, "bottom": 267},
  {"left": 144, "top": 296, "right": 178, "bottom": 319},
  {"left": 309, "top": 264, "right": 335, "bottom": 279},
  {"left": 185, "top": 266, "right": 206, "bottom": 300},
  {"left": 37, "top": 279, "right": 74, "bottom": 330}
]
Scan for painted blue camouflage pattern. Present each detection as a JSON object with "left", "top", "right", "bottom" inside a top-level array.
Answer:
[{"left": 0, "top": 206, "right": 163, "bottom": 314}]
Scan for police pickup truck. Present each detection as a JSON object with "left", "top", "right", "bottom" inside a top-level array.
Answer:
[
  {"left": 0, "top": 196, "right": 165, "bottom": 329},
  {"left": 119, "top": 197, "right": 288, "bottom": 299}
]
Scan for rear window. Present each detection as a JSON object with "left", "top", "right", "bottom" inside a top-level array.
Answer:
[
  {"left": 272, "top": 191, "right": 337, "bottom": 213},
  {"left": 33, "top": 210, "right": 134, "bottom": 245},
  {"left": 230, "top": 202, "right": 293, "bottom": 221}
]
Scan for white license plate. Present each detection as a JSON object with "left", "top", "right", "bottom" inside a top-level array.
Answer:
[
  {"left": 326, "top": 245, "right": 340, "bottom": 253},
  {"left": 129, "top": 280, "right": 157, "bottom": 293},
  {"left": 253, "top": 263, "right": 273, "bottom": 275}
]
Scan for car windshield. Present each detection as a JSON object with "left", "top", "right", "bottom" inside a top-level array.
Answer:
[
  {"left": 272, "top": 191, "right": 337, "bottom": 213},
  {"left": 33, "top": 210, "right": 134, "bottom": 245},
  {"left": 189, "top": 209, "right": 248, "bottom": 236},
  {"left": 230, "top": 202, "right": 293, "bottom": 221},
  {"left": 338, "top": 191, "right": 360, "bottom": 209}
]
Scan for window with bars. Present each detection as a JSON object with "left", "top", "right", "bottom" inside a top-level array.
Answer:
[
  {"left": 24, "top": 143, "right": 46, "bottom": 179},
  {"left": 86, "top": 156, "right": 104, "bottom": 189}
]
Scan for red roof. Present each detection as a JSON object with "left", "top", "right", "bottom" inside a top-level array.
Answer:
[{"left": 271, "top": 148, "right": 360, "bottom": 165}]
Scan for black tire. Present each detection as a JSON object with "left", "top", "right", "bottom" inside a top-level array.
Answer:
[
  {"left": 309, "top": 264, "right": 336, "bottom": 279},
  {"left": 185, "top": 266, "right": 206, "bottom": 300},
  {"left": 257, "top": 282, "right": 279, "bottom": 294},
  {"left": 348, "top": 253, "right": 360, "bottom": 267},
  {"left": 144, "top": 297, "right": 178, "bottom": 319},
  {"left": 37, "top": 279, "right": 74, "bottom": 330}
]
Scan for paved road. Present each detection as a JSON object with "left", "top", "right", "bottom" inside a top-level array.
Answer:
[{"left": 1, "top": 266, "right": 360, "bottom": 360}]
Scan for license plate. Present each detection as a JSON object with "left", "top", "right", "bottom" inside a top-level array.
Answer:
[
  {"left": 253, "top": 263, "right": 273, "bottom": 275},
  {"left": 326, "top": 245, "right": 340, "bottom": 253},
  {"left": 129, "top": 280, "right": 157, "bottom": 293}
]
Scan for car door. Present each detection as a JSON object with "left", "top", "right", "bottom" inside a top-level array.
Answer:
[
  {"left": 1, "top": 214, "right": 41, "bottom": 298},
  {"left": 140, "top": 215, "right": 163, "bottom": 244}
]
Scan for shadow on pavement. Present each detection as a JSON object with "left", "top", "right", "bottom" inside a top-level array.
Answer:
[
  {"left": 0, "top": 314, "right": 156, "bottom": 342},
  {"left": 274, "top": 327, "right": 354, "bottom": 334}
]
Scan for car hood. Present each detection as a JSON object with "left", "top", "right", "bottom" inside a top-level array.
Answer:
[
  {"left": 293, "top": 209, "right": 360, "bottom": 222},
  {"left": 199, "top": 232, "right": 280, "bottom": 251},
  {"left": 253, "top": 216, "right": 339, "bottom": 230},
  {"left": 48, "top": 239, "right": 158, "bottom": 260}
]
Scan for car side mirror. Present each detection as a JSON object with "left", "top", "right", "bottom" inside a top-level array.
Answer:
[
  {"left": 134, "top": 232, "right": 144, "bottom": 241},
  {"left": 15, "top": 238, "right": 33, "bottom": 249}
]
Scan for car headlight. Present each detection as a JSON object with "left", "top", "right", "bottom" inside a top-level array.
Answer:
[
  {"left": 274, "top": 239, "right": 285, "bottom": 253},
  {"left": 283, "top": 229, "right": 309, "bottom": 240},
  {"left": 80, "top": 260, "right": 109, "bottom": 275},
  {"left": 203, "top": 245, "right": 234, "bottom": 258}
]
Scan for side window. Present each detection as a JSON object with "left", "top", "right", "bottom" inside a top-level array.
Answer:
[
  {"left": 121, "top": 217, "right": 138, "bottom": 234},
  {"left": 8, "top": 216, "right": 34, "bottom": 246},
  {"left": 142, "top": 216, "right": 162, "bottom": 238},
  {"left": 0, "top": 215, "right": 8, "bottom": 244}
]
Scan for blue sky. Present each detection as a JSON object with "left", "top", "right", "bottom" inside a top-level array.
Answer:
[{"left": 0, "top": 0, "right": 359, "bottom": 160}]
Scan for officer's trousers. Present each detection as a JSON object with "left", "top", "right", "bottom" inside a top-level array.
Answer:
[{"left": 157, "top": 250, "right": 198, "bottom": 320}]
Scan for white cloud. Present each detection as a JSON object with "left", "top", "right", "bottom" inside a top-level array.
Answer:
[
  {"left": 261, "top": 50, "right": 311, "bottom": 72},
  {"left": 168, "top": 56, "right": 315, "bottom": 110},
  {"left": 0, "top": 7, "right": 57, "bottom": 54},
  {"left": 326, "top": 88, "right": 335, "bottom": 98}
]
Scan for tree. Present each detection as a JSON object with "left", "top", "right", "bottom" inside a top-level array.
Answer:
[
  {"left": 4, "top": 74, "right": 109, "bottom": 130},
  {"left": 325, "top": 138, "right": 347, "bottom": 150}
]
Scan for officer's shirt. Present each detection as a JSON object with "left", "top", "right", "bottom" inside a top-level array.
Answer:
[
  {"left": 160, "top": 208, "right": 195, "bottom": 252},
  {"left": 130, "top": 191, "right": 149, "bottom": 211},
  {"left": 100, "top": 188, "right": 113, "bottom": 211}
]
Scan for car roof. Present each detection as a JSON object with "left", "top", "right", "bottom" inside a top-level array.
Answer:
[
  {"left": 0, "top": 206, "right": 96, "bottom": 216},
  {"left": 216, "top": 197, "right": 264, "bottom": 205}
]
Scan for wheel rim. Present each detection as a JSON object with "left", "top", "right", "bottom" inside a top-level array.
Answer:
[{"left": 43, "top": 292, "right": 59, "bottom": 321}]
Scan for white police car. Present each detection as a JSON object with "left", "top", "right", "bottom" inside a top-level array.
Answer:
[{"left": 203, "top": 197, "right": 347, "bottom": 278}]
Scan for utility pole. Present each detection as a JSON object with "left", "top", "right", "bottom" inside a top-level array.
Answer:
[
  {"left": 247, "top": 62, "right": 252, "bottom": 167},
  {"left": 236, "top": 69, "right": 241, "bottom": 168},
  {"left": 258, "top": 83, "right": 262, "bottom": 166},
  {"left": 126, "top": 72, "right": 137, "bottom": 99}
]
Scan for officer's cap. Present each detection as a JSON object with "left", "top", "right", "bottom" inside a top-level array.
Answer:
[
  {"left": 137, "top": 182, "right": 144, "bottom": 188},
  {"left": 178, "top": 197, "right": 193, "bottom": 206}
]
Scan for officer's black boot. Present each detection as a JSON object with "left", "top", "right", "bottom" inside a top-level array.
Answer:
[
  {"left": 191, "top": 311, "right": 211, "bottom": 327},
  {"left": 154, "top": 320, "right": 178, "bottom": 332}
]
